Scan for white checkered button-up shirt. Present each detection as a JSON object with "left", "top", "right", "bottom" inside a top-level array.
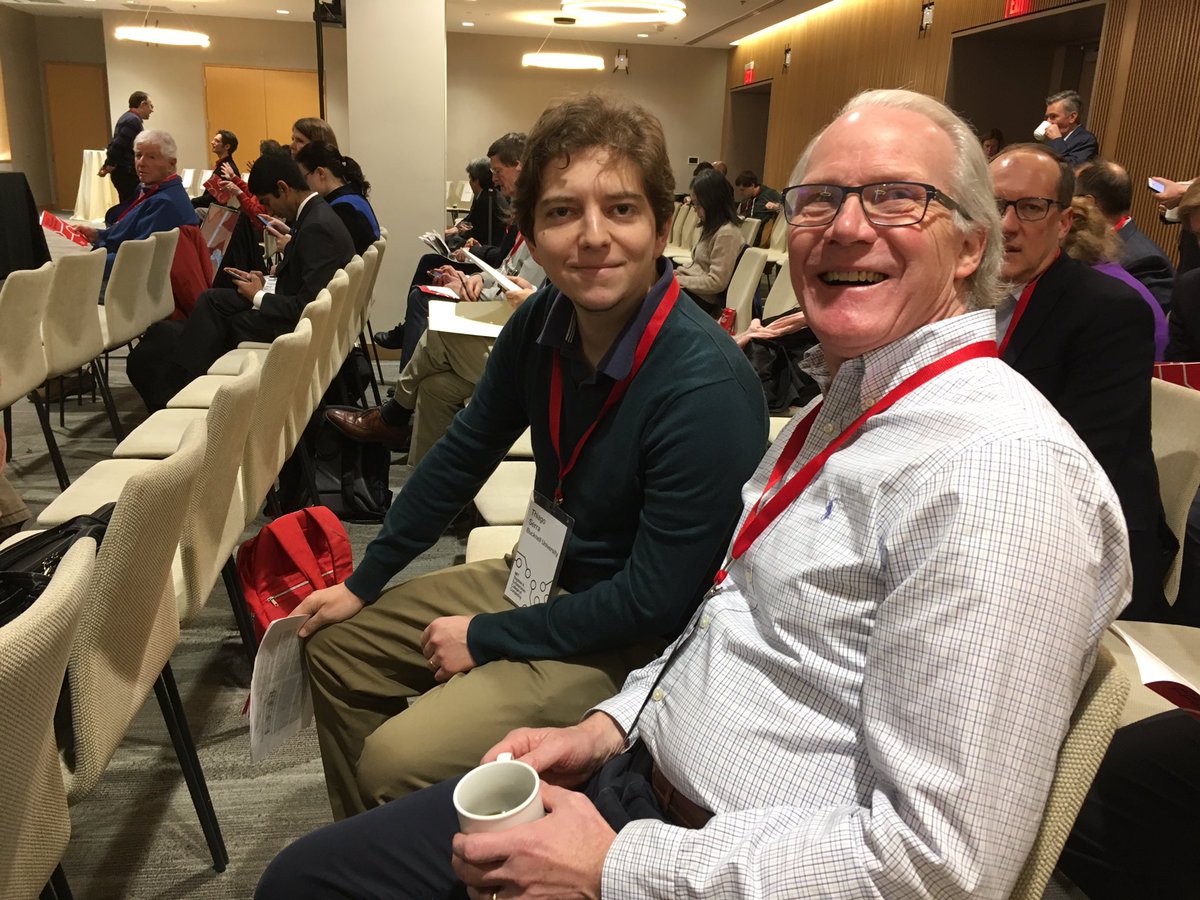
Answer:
[{"left": 594, "top": 310, "right": 1130, "bottom": 899}]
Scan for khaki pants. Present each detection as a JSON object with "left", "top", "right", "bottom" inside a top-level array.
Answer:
[
  {"left": 393, "top": 328, "right": 491, "bottom": 465},
  {"left": 306, "top": 559, "right": 656, "bottom": 819}
]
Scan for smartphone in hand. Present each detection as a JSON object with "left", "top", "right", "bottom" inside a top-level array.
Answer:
[{"left": 1148, "top": 177, "right": 1166, "bottom": 193}]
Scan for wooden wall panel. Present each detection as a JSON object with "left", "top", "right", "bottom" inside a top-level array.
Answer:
[{"left": 728, "top": 0, "right": 1111, "bottom": 187}]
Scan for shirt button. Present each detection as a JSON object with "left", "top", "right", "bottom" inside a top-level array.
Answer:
[
  {"left": 699, "top": 615, "right": 711, "bottom": 630},
  {"left": 822, "top": 422, "right": 834, "bottom": 435},
  {"left": 651, "top": 688, "right": 664, "bottom": 702}
]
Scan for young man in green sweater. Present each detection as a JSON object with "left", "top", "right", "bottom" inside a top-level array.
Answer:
[{"left": 294, "top": 94, "right": 768, "bottom": 820}]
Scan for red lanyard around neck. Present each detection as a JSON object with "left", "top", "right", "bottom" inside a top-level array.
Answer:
[
  {"left": 998, "top": 251, "right": 1057, "bottom": 356},
  {"left": 713, "top": 339, "right": 998, "bottom": 584},
  {"left": 548, "top": 278, "right": 679, "bottom": 503}
]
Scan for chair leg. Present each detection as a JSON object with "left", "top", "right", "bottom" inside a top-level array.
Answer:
[
  {"left": 221, "top": 557, "right": 259, "bottom": 663},
  {"left": 366, "top": 316, "right": 386, "bottom": 385},
  {"left": 90, "top": 359, "right": 126, "bottom": 441},
  {"left": 43, "top": 864, "right": 73, "bottom": 900},
  {"left": 27, "top": 391, "right": 70, "bottom": 490},
  {"left": 153, "top": 664, "right": 228, "bottom": 872},
  {"left": 360, "top": 330, "right": 383, "bottom": 406},
  {"left": 3, "top": 406, "right": 10, "bottom": 463}
]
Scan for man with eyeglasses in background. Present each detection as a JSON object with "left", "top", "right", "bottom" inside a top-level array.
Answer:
[
  {"left": 259, "top": 90, "right": 1129, "bottom": 900},
  {"left": 990, "top": 144, "right": 1174, "bottom": 624}
]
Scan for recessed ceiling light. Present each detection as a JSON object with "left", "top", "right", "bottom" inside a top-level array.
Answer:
[
  {"left": 276, "top": 9, "right": 290, "bottom": 14},
  {"left": 637, "top": 32, "right": 649, "bottom": 37},
  {"left": 462, "top": 21, "right": 475, "bottom": 26}
]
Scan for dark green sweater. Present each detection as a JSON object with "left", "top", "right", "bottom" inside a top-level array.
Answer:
[{"left": 346, "top": 272, "right": 768, "bottom": 664}]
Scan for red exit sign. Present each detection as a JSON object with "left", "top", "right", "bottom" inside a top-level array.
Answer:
[{"left": 1005, "top": 0, "right": 1033, "bottom": 16}]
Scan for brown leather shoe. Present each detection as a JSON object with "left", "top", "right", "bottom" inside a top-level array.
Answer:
[{"left": 325, "top": 407, "right": 410, "bottom": 450}]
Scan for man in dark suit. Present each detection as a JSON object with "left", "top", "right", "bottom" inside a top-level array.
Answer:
[
  {"left": 1042, "top": 89, "right": 1099, "bottom": 167},
  {"left": 1076, "top": 159, "right": 1175, "bottom": 311},
  {"left": 128, "top": 153, "right": 355, "bottom": 411},
  {"left": 991, "top": 143, "right": 1175, "bottom": 622}
]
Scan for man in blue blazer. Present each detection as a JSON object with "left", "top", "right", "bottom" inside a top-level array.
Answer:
[
  {"left": 77, "top": 129, "right": 198, "bottom": 278},
  {"left": 1042, "top": 90, "right": 1099, "bottom": 167}
]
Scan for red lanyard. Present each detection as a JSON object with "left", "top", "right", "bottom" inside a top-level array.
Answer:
[
  {"left": 998, "top": 252, "right": 1056, "bottom": 356},
  {"left": 548, "top": 278, "right": 680, "bottom": 503},
  {"left": 510, "top": 233, "right": 525, "bottom": 257},
  {"left": 713, "top": 340, "right": 998, "bottom": 584},
  {"left": 1114, "top": 215, "right": 1131, "bottom": 232}
]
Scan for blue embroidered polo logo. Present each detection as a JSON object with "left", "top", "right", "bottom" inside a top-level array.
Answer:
[{"left": 822, "top": 499, "right": 835, "bottom": 521}]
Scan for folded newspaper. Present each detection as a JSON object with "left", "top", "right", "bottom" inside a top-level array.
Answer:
[{"left": 1109, "top": 622, "right": 1200, "bottom": 715}]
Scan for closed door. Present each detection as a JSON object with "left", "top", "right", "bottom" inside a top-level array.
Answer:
[
  {"left": 204, "top": 65, "right": 320, "bottom": 168},
  {"left": 44, "top": 62, "right": 110, "bottom": 209}
]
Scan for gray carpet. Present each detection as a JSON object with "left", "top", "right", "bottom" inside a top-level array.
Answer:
[{"left": 5, "top": 356, "right": 464, "bottom": 899}]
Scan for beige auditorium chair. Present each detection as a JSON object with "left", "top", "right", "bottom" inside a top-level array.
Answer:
[
  {"left": 98, "top": 235, "right": 157, "bottom": 353},
  {"left": 765, "top": 208, "right": 790, "bottom": 269},
  {"left": 60, "top": 425, "right": 228, "bottom": 871},
  {"left": 739, "top": 216, "right": 763, "bottom": 246},
  {"left": 0, "top": 539, "right": 94, "bottom": 900},
  {"left": 144, "top": 227, "right": 181, "bottom": 324},
  {"left": 41, "top": 249, "right": 125, "bottom": 442},
  {"left": 507, "top": 428, "right": 534, "bottom": 459},
  {"left": 473, "top": 460, "right": 536, "bottom": 526},
  {"left": 1149, "top": 378, "right": 1200, "bottom": 604},
  {"left": 465, "top": 525, "right": 522, "bottom": 564},
  {"left": 724, "top": 247, "right": 769, "bottom": 334},
  {"left": 0, "top": 261, "right": 73, "bottom": 490},
  {"left": 1009, "top": 644, "right": 1127, "bottom": 900},
  {"left": 664, "top": 203, "right": 696, "bottom": 261},
  {"left": 761, "top": 267, "right": 798, "bottom": 320},
  {"left": 768, "top": 416, "right": 791, "bottom": 442}
]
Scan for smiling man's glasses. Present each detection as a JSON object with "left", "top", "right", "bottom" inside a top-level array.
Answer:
[{"left": 782, "top": 181, "right": 969, "bottom": 228}]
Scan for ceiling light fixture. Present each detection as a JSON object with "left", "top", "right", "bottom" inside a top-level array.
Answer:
[
  {"left": 522, "top": 52, "right": 605, "bottom": 70},
  {"left": 463, "top": 21, "right": 475, "bottom": 26},
  {"left": 560, "top": 1, "right": 686, "bottom": 25},
  {"left": 276, "top": 9, "right": 290, "bottom": 14},
  {"left": 114, "top": 25, "right": 210, "bottom": 47},
  {"left": 637, "top": 32, "right": 649, "bottom": 37}
]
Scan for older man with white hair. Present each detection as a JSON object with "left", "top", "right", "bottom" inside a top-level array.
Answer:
[
  {"left": 78, "top": 129, "right": 197, "bottom": 278},
  {"left": 258, "top": 89, "right": 1130, "bottom": 900}
]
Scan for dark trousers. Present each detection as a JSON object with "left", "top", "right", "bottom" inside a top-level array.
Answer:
[
  {"left": 395, "top": 253, "right": 478, "bottom": 362},
  {"left": 110, "top": 167, "right": 140, "bottom": 207},
  {"left": 255, "top": 743, "right": 669, "bottom": 899},
  {"left": 1179, "top": 230, "right": 1200, "bottom": 278},
  {"left": 128, "top": 288, "right": 289, "bottom": 412},
  {"left": 1059, "top": 710, "right": 1200, "bottom": 899}
]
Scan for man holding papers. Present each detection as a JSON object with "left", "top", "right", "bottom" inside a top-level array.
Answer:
[
  {"left": 260, "top": 90, "right": 1129, "bottom": 899},
  {"left": 288, "top": 93, "right": 767, "bottom": 821}
]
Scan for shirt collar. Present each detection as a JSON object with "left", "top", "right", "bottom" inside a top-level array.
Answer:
[
  {"left": 295, "top": 191, "right": 318, "bottom": 220},
  {"left": 536, "top": 257, "right": 675, "bottom": 383},
  {"left": 800, "top": 309, "right": 997, "bottom": 409}
]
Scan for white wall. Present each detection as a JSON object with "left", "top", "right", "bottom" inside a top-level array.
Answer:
[
  {"left": 346, "top": 0, "right": 447, "bottom": 326},
  {"left": 0, "top": 5, "right": 50, "bottom": 202},
  {"left": 446, "top": 32, "right": 729, "bottom": 190},
  {"left": 100, "top": 10, "right": 348, "bottom": 172}
]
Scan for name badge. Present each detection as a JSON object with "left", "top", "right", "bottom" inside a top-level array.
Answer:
[{"left": 504, "top": 491, "right": 574, "bottom": 608}]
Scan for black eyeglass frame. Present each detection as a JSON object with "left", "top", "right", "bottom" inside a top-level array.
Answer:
[
  {"left": 781, "top": 181, "right": 972, "bottom": 228},
  {"left": 994, "top": 196, "right": 1066, "bottom": 222}
]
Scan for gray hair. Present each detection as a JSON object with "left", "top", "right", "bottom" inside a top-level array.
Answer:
[
  {"left": 789, "top": 88, "right": 1004, "bottom": 310},
  {"left": 1046, "top": 89, "right": 1082, "bottom": 117},
  {"left": 134, "top": 129, "right": 177, "bottom": 160}
]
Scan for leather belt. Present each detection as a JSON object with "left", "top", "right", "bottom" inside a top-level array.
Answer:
[{"left": 650, "top": 762, "right": 713, "bottom": 829}]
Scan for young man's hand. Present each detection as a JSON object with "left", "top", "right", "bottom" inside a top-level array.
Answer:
[
  {"left": 294, "top": 582, "right": 366, "bottom": 638},
  {"left": 421, "top": 615, "right": 477, "bottom": 681}
]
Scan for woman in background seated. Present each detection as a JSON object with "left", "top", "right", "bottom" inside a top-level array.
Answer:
[
  {"left": 445, "top": 158, "right": 506, "bottom": 251},
  {"left": 1063, "top": 195, "right": 1168, "bottom": 360},
  {"left": 675, "top": 168, "right": 745, "bottom": 315},
  {"left": 295, "top": 141, "right": 381, "bottom": 255}
]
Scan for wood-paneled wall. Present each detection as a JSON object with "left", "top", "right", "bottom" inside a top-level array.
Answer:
[{"left": 726, "top": 0, "right": 1197, "bottom": 261}]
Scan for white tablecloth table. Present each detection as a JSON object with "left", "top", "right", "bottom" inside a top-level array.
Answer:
[{"left": 72, "top": 149, "right": 120, "bottom": 223}]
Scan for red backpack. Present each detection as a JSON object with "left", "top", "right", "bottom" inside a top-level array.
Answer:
[{"left": 236, "top": 506, "right": 354, "bottom": 642}]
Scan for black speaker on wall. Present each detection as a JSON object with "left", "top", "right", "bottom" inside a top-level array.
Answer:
[{"left": 315, "top": 0, "right": 346, "bottom": 28}]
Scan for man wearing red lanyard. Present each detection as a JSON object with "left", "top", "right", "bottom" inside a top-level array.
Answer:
[
  {"left": 287, "top": 94, "right": 767, "bottom": 822},
  {"left": 259, "top": 91, "right": 1130, "bottom": 899},
  {"left": 990, "top": 145, "right": 1173, "bottom": 623}
]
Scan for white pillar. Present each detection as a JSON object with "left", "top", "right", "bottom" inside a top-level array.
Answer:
[{"left": 346, "top": 0, "right": 446, "bottom": 327}]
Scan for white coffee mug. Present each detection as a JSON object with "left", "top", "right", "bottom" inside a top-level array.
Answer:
[
  {"left": 1033, "top": 120, "right": 1051, "bottom": 141},
  {"left": 453, "top": 752, "right": 545, "bottom": 834}
]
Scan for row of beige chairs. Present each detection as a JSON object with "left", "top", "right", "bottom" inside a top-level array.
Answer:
[
  {"left": 0, "top": 229, "right": 181, "bottom": 489},
  {"left": 0, "top": 237, "right": 387, "bottom": 898}
]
